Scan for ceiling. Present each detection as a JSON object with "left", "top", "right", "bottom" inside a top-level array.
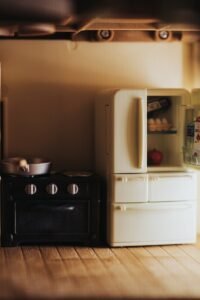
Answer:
[{"left": 1, "top": 0, "right": 200, "bottom": 42}]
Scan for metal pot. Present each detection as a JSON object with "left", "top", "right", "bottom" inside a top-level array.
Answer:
[{"left": 0, "top": 157, "right": 52, "bottom": 176}]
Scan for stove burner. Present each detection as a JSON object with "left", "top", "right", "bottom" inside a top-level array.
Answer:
[{"left": 62, "top": 171, "right": 93, "bottom": 177}]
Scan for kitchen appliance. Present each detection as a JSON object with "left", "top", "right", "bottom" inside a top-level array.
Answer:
[
  {"left": 1, "top": 172, "right": 103, "bottom": 246},
  {"left": 95, "top": 88, "right": 198, "bottom": 247}
]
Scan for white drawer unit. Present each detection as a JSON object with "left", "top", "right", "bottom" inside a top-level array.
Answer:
[
  {"left": 148, "top": 173, "right": 196, "bottom": 202},
  {"left": 111, "top": 172, "right": 196, "bottom": 203},
  {"left": 108, "top": 201, "right": 196, "bottom": 247},
  {"left": 111, "top": 174, "right": 148, "bottom": 203}
]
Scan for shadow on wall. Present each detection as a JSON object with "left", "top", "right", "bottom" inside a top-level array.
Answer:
[
  {"left": 0, "top": 40, "right": 188, "bottom": 171},
  {"left": 3, "top": 84, "right": 99, "bottom": 172}
]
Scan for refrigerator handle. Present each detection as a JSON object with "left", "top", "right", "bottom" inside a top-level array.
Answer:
[
  {"left": 149, "top": 174, "right": 193, "bottom": 181},
  {"left": 138, "top": 97, "right": 145, "bottom": 169}
]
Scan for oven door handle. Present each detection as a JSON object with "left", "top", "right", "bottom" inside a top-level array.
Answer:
[{"left": 29, "top": 204, "right": 76, "bottom": 211}]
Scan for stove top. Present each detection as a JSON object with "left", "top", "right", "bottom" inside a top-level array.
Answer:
[
  {"left": 1, "top": 171, "right": 98, "bottom": 200},
  {"left": 1, "top": 170, "right": 93, "bottom": 178}
]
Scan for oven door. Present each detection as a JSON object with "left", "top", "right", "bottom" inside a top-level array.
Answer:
[{"left": 13, "top": 200, "right": 90, "bottom": 243}]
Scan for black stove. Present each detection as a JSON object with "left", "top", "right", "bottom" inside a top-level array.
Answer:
[{"left": 0, "top": 172, "right": 105, "bottom": 246}]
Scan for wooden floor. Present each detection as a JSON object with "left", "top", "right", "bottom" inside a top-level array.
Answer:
[{"left": 2, "top": 239, "right": 200, "bottom": 299}]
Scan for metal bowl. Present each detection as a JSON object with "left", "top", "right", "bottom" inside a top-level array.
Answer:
[{"left": 0, "top": 157, "right": 52, "bottom": 176}]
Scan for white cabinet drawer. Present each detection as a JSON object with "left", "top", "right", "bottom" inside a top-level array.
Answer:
[
  {"left": 148, "top": 173, "right": 196, "bottom": 202},
  {"left": 111, "top": 174, "right": 148, "bottom": 203},
  {"left": 108, "top": 202, "right": 196, "bottom": 246}
]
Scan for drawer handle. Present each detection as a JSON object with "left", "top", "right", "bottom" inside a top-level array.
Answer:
[
  {"left": 115, "top": 205, "right": 127, "bottom": 211},
  {"left": 115, "top": 204, "right": 193, "bottom": 211},
  {"left": 149, "top": 175, "right": 193, "bottom": 180},
  {"left": 116, "top": 177, "right": 146, "bottom": 182}
]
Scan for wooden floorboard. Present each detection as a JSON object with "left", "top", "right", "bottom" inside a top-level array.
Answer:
[{"left": 1, "top": 240, "right": 200, "bottom": 299}]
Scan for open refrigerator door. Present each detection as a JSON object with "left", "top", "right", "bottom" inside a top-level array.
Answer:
[{"left": 183, "top": 89, "right": 200, "bottom": 169}]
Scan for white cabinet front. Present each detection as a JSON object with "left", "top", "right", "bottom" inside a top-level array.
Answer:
[
  {"left": 148, "top": 173, "right": 196, "bottom": 202},
  {"left": 108, "top": 202, "right": 196, "bottom": 246},
  {"left": 111, "top": 174, "right": 148, "bottom": 203}
]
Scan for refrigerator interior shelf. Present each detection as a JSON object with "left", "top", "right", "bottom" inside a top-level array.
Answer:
[{"left": 147, "top": 130, "right": 177, "bottom": 134}]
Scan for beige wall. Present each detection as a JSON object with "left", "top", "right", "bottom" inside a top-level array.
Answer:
[
  {"left": 0, "top": 41, "right": 192, "bottom": 171},
  {"left": 1, "top": 40, "right": 200, "bottom": 232}
]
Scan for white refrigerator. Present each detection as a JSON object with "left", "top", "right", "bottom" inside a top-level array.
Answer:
[{"left": 95, "top": 88, "right": 198, "bottom": 246}]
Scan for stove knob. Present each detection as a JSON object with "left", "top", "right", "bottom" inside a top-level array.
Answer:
[
  {"left": 46, "top": 183, "right": 58, "bottom": 195},
  {"left": 67, "top": 183, "right": 79, "bottom": 195},
  {"left": 25, "top": 184, "right": 37, "bottom": 195}
]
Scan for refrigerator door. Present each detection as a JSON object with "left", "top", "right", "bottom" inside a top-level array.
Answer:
[
  {"left": 183, "top": 89, "right": 200, "bottom": 168},
  {"left": 112, "top": 89, "right": 147, "bottom": 173}
]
